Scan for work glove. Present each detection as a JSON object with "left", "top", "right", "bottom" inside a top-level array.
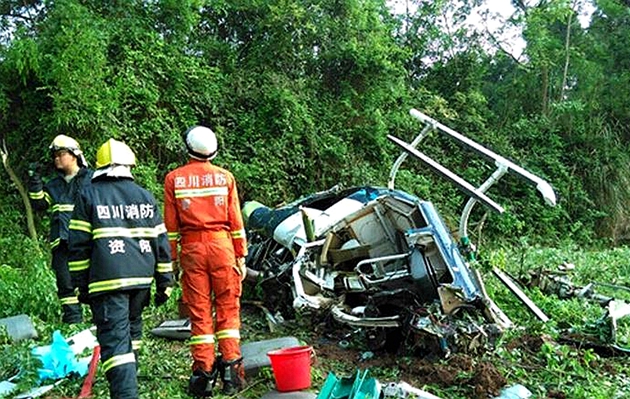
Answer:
[
  {"left": 154, "top": 286, "right": 173, "bottom": 307},
  {"left": 236, "top": 257, "right": 247, "bottom": 281},
  {"left": 28, "top": 162, "right": 41, "bottom": 179}
]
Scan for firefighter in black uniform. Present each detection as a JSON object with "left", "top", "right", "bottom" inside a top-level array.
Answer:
[
  {"left": 28, "top": 135, "right": 93, "bottom": 324},
  {"left": 68, "top": 138, "right": 174, "bottom": 399}
]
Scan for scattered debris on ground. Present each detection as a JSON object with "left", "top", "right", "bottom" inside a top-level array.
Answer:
[{"left": 519, "top": 264, "right": 630, "bottom": 355}]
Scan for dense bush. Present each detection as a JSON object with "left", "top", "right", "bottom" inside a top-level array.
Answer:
[{"left": 2, "top": 0, "right": 629, "bottom": 245}]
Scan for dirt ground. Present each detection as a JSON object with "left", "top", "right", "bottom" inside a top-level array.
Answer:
[
  {"left": 241, "top": 304, "right": 579, "bottom": 398},
  {"left": 241, "top": 302, "right": 515, "bottom": 398},
  {"left": 312, "top": 341, "right": 506, "bottom": 398}
]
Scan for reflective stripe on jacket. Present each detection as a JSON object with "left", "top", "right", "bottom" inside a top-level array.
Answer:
[
  {"left": 68, "top": 175, "right": 174, "bottom": 296},
  {"left": 163, "top": 160, "right": 247, "bottom": 260},
  {"left": 28, "top": 167, "right": 93, "bottom": 247}
]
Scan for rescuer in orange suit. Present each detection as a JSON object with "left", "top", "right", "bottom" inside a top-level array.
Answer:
[{"left": 163, "top": 126, "right": 248, "bottom": 397}]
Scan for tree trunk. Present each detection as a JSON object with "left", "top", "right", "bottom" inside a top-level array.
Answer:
[
  {"left": 560, "top": 10, "right": 574, "bottom": 102},
  {"left": 541, "top": 64, "right": 549, "bottom": 115},
  {"left": 1, "top": 139, "right": 40, "bottom": 244}
]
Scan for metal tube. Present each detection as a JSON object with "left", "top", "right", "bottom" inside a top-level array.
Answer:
[
  {"left": 458, "top": 164, "right": 508, "bottom": 239},
  {"left": 409, "top": 109, "right": 556, "bottom": 206},
  {"left": 388, "top": 123, "right": 434, "bottom": 189},
  {"left": 387, "top": 135, "right": 504, "bottom": 214}
]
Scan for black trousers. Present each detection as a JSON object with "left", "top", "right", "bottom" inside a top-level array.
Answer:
[
  {"left": 51, "top": 241, "right": 81, "bottom": 323},
  {"left": 90, "top": 289, "right": 149, "bottom": 399}
]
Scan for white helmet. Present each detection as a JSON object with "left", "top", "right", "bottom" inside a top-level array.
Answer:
[
  {"left": 49, "top": 134, "right": 87, "bottom": 167},
  {"left": 184, "top": 126, "right": 217, "bottom": 160}
]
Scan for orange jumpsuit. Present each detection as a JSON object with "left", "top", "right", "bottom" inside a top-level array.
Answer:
[{"left": 164, "top": 159, "right": 247, "bottom": 372}]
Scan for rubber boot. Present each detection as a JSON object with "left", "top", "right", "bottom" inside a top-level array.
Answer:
[
  {"left": 188, "top": 368, "right": 218, "bottom": 398},
  {"left": 61, "top": 304, "right": 82, "bottom": 324},
  {"left": 220, "top": 357, "right": 246, "bottom": 396}
]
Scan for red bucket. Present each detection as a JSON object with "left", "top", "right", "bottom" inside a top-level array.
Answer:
[{"left": 267, "top": 345, "right": 314, "bottom": 392}]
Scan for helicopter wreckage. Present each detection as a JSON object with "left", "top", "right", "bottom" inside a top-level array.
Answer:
[{"left": 241, "top": 109, "right": 557, "bottom": 357}]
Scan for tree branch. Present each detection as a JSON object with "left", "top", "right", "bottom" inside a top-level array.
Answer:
[
  {"left": 0, "top": 138, "right": 39, "bottom": 244},
  {"left": 559, "top": 8, "right": 574, "bottom": 102},
  {"left": 1, "top": 12, "right": 35, "bottom": 22},
  {"left": 511, "top": 0, "right": 528, "bottom": 12},
  {"left": 484, "top": 26, "right": 529, "bottom": 69}
]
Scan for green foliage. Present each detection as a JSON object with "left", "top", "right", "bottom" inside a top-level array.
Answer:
[
  {"left": 0, "top": 338, "right": 40, "bottom": 395},
  {"left": 0, "top": 0, "right": 628, "bottom": 244},
  {"left": 482, "top": 242, "right": 630, "bottom": 398},
  {"left": 0, "top": 0, "right": 630, "bottom": 397},
  {"left": 0, "top": 237, "right": 628, "bottom": 398},
  {"left": 0, "top": 257, "right": 59, "bottom": 322},
  {"left": 617, "top": 315, "right": 630, "bottom": 350}
]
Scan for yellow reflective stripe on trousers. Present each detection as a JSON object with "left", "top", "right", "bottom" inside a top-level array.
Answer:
[
  {"left": 44, "top": 192, "right": 52, "bottom": 205},
  {"left": 189, "top": 334, "right": 215, "bottom": 345},
  {"left": 216, "top": 329, "right": 240, "bottom": 340},
  {"left": 29, "top": 190, "right": 45, "bottom": 200},
  {"left": 69, "top": 219, "right": 92, "bottom": 233},
  {"left": 132, "top": 340, "right": 142, "bottom": 350},
  {"left": 88, "top": 277, "right": 154, "bottom": 293},
  {"left": 167, "top": 231, "right": 179, "bottom": 241},
  {"left": 102, "top": 352, "right": 136, "bottom": 373},
  {"left": 156, "top": 262, "right": 173, "bottom": 273},
  {"left": 230, "top": 229, "right": 246, "bottom": 239},
  {"left": 68, "top": 259, "right": 90, "bottom": 272},
  {"left": 92, "top": 227, "right": 161, "bottom": 239},
  {"left": 60, "top": 296, "right": 79, "bottom": 305},
  {"left": 174, "top": 186, "right": 228, "bottom": 198}
]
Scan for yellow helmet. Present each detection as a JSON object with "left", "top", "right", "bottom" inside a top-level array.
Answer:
[
  {"left": 96, "top": 139, "right": 136, "bottom": 169},
  {"left": 49, "top": 134, "right": 87, "bottom": 166}
]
